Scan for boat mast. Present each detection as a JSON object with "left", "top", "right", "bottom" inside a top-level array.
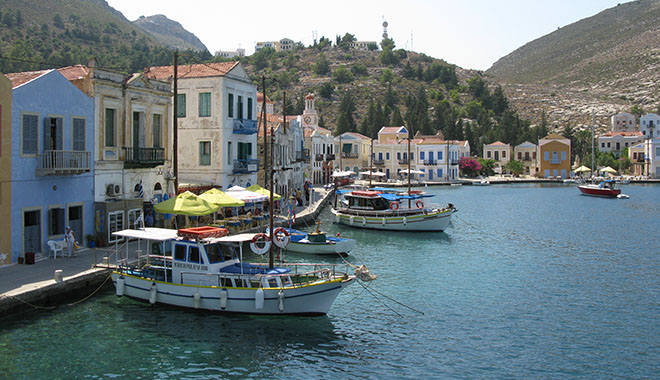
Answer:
[
  {"left": 369, "top": 138, "right": 373, "bottom": 187},
  {"left": 173, "top": 51, "right": 179, "bottom": 194},
  {"left": 407, "top": 125, "right": 411, "bottom": 208},
  {"left": 261, "top": 76, "right": 268, "bottom": 188},
  {"left": 591, "top": 111, "right": 595, "bottom": 179}
]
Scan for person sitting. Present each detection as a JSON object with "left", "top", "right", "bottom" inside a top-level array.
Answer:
[
  {"left": 225, "top": 207, "right": 233, "bottom": 217},
  {"left": 239, "top": 207, "right": 246, "bottom": 215}
]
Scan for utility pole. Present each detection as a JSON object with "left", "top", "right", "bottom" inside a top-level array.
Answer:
[
  {"left": 261, "top": 76, "right": 268, "bottom": 188},
  {"left": 173, "top": 51, "right": 178, "bottom": 194}
]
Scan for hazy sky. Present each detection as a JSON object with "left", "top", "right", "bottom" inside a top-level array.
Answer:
[{"left": 106, "top": 0, "right": 630, "bottom": 71}]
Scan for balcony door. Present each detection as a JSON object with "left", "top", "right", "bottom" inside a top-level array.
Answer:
[
  {"left": 44, "top": 117, "right": 63, "bottom": 151},
  {"left": 23, "top": 209, "right": 41, "bottom": 255},
  {"left": 68, "top": 205, "right": 83, "bottom": 244},
  {"left": 133, "top": 111, "right": 145, "bottom": 160}
]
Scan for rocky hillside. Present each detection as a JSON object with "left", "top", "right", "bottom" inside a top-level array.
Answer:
[
  {"left": 487, "top": 0, "right": 660, "bottom": 131},
  {"left": 133, "top": 14, "right": 207, "bottom": 52}
]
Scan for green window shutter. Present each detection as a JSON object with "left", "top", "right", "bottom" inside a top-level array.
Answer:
[
  {"left": 199, "top": 92, "right": 211, "bottom": 117},
  {"left": 228, "top": 93, "right": 234, "bottom": 118},
  {"left": 152, "top": 114, "right": 162, "bottom": 148},
  {"left": 237, "top": 96, "right": 243, "bottom": 119},
  {"left": 177, "top": 94, "right": 186, "bottom": 117},
  {"left": 72, "top": 118, "right": 86, "bottom": 151},
  {"left": 22, "top": 114, "right": 38, "bottom": 155},
  {"left": 199, "top": 141, "right": 211, "bottom": 166},
  {"left": 105, "top": 108, "right": 115, "bottom": 147},
  {"left": 247, "top": 97, "right": 253, "bottom": 119}
]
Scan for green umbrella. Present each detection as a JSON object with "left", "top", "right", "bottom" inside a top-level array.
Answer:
[
  {"left": 246, "top": 184, "right": 282, "bottom": 201},
  {"left": 153, "top": 191, "right": 220, "bottom": 216},
  {"left": 199, "top": 188, "right": 245, "bottom": 207}
]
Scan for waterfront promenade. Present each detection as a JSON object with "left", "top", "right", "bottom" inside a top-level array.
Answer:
[{"left": 0, "top": 186, "right": 333, "bottom": 318}]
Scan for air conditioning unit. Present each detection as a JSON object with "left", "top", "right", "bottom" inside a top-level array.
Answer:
[{"left": 106, "top": 184, "right": 121, "bottom": 196}]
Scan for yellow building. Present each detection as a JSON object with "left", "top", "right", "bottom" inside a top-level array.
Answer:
[
  {"left": 335, "top": 131, "right": 372, "bottom": 172},
  {"left": 0, "top": 73, "right": 11, "bottom": 266},
  {"left": 483, "top": 141, "right": 512, "bottom": 174},
  {"left": 538, "top": 134, "right": 571, "bottom": 178}
]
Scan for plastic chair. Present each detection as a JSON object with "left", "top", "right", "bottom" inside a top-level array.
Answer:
[{"left": 47, "top": 240, "right": 64, "bottom": 259}]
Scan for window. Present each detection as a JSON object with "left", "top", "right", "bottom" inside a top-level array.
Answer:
[
  {"left": 544, "top": 151, "right": 549, "bottom": 160},
  {"left": 607, "top": 142, "right": 611, "bottom": 148},
  {"left": 48, "top": 207, "right": 65, "bottom": 236},
  {"left": 72, "top": 118, "right": 85, "bottom": 151},
  {"left": 189, "top": 246, "right": 200, "bottom": 263},
  {"left": 487, "top": 151, "right": 491, "bottom": 159},
  {"left": 44, "top": 117, "right": 63, "bottom": 151},
  {"left": 227, "top": 141, "right": 232, "bottom": 163},
  {"left": 437, "top": 169, "right": 443, "bottom": 177},
  {"left": 174, "top": 244, "right": 187, "bottom": 261},
  {"left": 420, "top": 152, "right": 425, "bottom": 160},
  {"left": 22, "top": 114, "right": 38, "bottom": 155},
  {"left": 177, "top": 94, "right": 186, "bottom": 117},
  {"left": 200, "top": 141, "right": 211, "bottom": 166},
  {"left": 228, "top": 93, "right": 234, "bottom": 118},
  {"left": 128, "top": 208, "right": 142, "bottom": 229},
  {"left": 108, "top": 211, "right": 124, "bottom": 243},
  {"left": 152, "top": 114, "right": 162, "bottom": 148},
  {"left": 439, "top": 151, "right": 443, "bottom": 160},
  {"left": 247, "top": 97, "right": 253, "bottom": 119},
  {"left": 533, "top": 152, "right": 537, "bottom": 160},
  {"left": 237, "top": 95, "right": 244, "bottom": 119},
  {"left": 386, "top": 152, "right": 390, "bottom": 160},
  {"left": 199, "top": 92, "right": 211, "bottom": 117},
  {"left": 561, "top": 151, "right": 567, "bottom": 161},
  {"left": 105, "top": 108, "right": 116, "bottom": 147},
  {"left": 601, "top": 143, "right": 605, "bottom": 148},
  {"left": 238, "top": 142, "right": 252, "bottom": 160},
  {"left": 518, "top": 152, "right": 522, "bottom": 160},
  {"left": 397, "top": 152, "right": 401, "bottom": 160},
  {"left": 502, "top": 150, "right": 506, "bottom": 158}
]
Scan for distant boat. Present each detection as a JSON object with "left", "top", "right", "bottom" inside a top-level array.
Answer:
[
  {"left": 332, "top": 190, "right": 456, "bottom": 231},
  {"left": 577, "top": 179, "right": 622, "bottom": 198},
  {"left": 473, "top": 177, "right": 490, "bottom": 186}
]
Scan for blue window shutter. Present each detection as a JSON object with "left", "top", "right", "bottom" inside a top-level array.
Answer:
[{"left": 420, "top": 152, "right": 425, "bottom": 160}]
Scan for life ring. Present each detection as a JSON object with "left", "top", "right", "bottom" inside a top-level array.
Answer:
[
  {"left": 250, "top": 233, "right": 270, "bottom": 255},
  {"left": 389, "top": 201, "right": 399, "bottom": 211},
  {"left": 416, "top": 200, "right": 424, "bottom": 209},
  {"left": 273, "top": 227, "right": 290, "bottom": 248}
]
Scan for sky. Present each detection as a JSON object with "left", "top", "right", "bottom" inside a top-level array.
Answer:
[{"left": 106, "top": 0, "right": 631, "bottom": 71}]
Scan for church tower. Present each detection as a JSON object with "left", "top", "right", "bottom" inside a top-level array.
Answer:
[{"left": 302, "top": 93, "right": 318, "bottom": 128}]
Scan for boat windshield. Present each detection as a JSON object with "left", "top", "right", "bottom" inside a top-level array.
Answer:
[
  {"left": 348, "top": 195, "right": 389, "bottom": 210},
  {"left": 205, "top": 242, "right": 237, "bottom": 264}
]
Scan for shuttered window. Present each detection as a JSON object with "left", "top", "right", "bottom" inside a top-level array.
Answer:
[
  {"left": 72, "top": 118, "right": 85, "bottom": 151},
  {"left": 105, "top": 108, "right": 116, "bottom": 147},
  {"left": 199, "top": 141, "right": 211, "bottom": 166},
  {"left": 228, "top": 93, "right": 234, "bottom": 118},
  {"left": 247, "top": 97, "right": 253, "bottom": 119},
  {"left": 152, "top": 114, "right": 162, "bottom": 148},
  {"left": 22, "top": 114, "right": 38, "bottom": 155},
  {"left": 199, "top": 92, "right": 211, "bottom": 117},
  {"left": 177, "top": 94, "right": 186, "bottom": 117}
]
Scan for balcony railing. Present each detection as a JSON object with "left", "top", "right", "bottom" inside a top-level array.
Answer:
[
  {"left": 296, "top": 149, "right": 311, "bottom": 163},
  {"left": 450, "top": 159, "right": 460, "bottom": 165},
  {"left": 233, "top": 118, "right": 258, "bottom": 134},
  {"left": 325, "top": 153, "right": 335, "bottom": 161},
  {"left": 36, "top": 150, "right": 91, "bottom": 176},
  {"left": 373, "top": 159, "right": 385, "bottom": 166},
  {"left": 123, "top": 147, "right": 165, "bottom": 168},
  {"left": 423, "top": 159, "right": 436, "bottom": 165},
  {"left": 233, "top": 159, "right": 260, "bottom": 174},
  {"left": 315, "top": 154, "right": 325, "bottom": 162},
  {"left": 398, "top": 158, "right": 409, "bottom": 165},
  {"left": 341, "top": 152, "right": 359, "bottom": 158},
  {"left": 549, "top": 159, "right": 562, "bottom": 165},
  {"left": 636, "top": 157, "right": 645, "bottom": 163}
]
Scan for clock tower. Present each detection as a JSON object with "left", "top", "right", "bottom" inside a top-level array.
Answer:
[{"left": 302, "top": 93, "right": 318, "bottom": 128}]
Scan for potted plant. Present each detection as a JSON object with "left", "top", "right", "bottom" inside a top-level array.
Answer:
[{"left": 86, "top": 234, "right": 95, "bottom": 248}]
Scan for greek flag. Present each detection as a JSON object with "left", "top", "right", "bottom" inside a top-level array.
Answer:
[{"left": 138, "top": 180, "right": 144, "bottom": 198}]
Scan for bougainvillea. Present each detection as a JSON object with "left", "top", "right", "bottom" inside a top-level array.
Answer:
[{"left": 459, "top": 157, "right": 482, "bottom": 177}]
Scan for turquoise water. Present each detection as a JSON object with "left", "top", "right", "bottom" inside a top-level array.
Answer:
[{"left": 2, "top": 184, "right": 659, "bottom": 379}]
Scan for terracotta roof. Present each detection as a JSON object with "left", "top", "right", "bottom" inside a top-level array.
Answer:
[
  {"left": 343, "top": 132, "right": 371, "bottom": 140},
  {"left": 485, "top": 141, "right": 509, "bottom": 147},
  {"left": 144, "top": 62, "right": 239, "bottom": 80},
  {"left": 57, "top": 65, "right": 90, "bottom": 81},
  {"left": 305, "top": 93, "right": 314, "bottom": 100},
  {"left": 257, "top": 92, "right": 274, "bottom": 104},
  {"left": 602, "top": 131, "right": 643, "bottom": 137},
  {"left": 5, "top": 69, "right": 51, "bottom": 88}
]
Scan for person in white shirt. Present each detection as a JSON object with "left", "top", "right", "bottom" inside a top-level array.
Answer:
[{"left": 65, "top": 226, "right": 76, "bottom": 257}]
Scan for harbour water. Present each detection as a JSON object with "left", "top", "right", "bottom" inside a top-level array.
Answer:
[{"left": 1, "top": 183, "right": 659, "bottom": 379}]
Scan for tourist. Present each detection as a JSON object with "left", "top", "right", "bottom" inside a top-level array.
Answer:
[{"left": 65, "top": 226, "right": 76, "bottom": 257}]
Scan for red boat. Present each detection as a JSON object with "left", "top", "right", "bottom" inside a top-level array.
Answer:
[{"left": 577, "top": 180, "right": 621, "bottom": 198}]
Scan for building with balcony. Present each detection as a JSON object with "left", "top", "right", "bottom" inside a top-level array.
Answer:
[
  {"left": 611, "top": 112, "right": 637, "bottom": 132},
  {"left": 415, "top": 132, "right": 468, "bottom": 181},
  {"left": 514, "top": 141, "right": 538, "bottom": 176},
  {"left": 538, "top": 134, "right": 571, "bottom": 178},
  {"left": 6, "top": 68, "right": 95, "bottom": 262},
  {"left": 640, "top": 113, "right": 659, "bottom": 139},
  {"left": 0, "top": 73, "right": 12, "bottom": 266},
  {"left": 628, "top": 142, "right": 646, "bottom": 177},
  {"left": 598, "top": 131, "right": 644, "bottom": 156},
  {"left": 299, "top": 94, "right": 335, "bottom": 185},
  {"left": 483, "top": 141, "right": 512, "bottom": 174},
  {"left": 146, "top": 62, "right": 258, "bottom": 190},
  {"left": 335, "top": 132, "right": 372, "bottom": 173}
]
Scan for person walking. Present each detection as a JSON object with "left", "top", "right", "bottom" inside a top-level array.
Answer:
[{"left": 65, "top": 226, "right": 76, "bottom": 257}]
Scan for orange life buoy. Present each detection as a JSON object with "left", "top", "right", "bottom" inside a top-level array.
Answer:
[
  {"left": 416, "top": 200, "right": 424, "bottom": 209},
  {"left": 273, "top": 227, "right": 290, "bottom": 248},
  {"left": 250, "top": 233, "right": 270, "bottom": 255},
  {"left": 389, "top": 201, "right": 399, "bottom": 211}
]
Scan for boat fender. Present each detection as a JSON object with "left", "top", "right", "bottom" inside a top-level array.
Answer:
[
  {"left": 334, "top": 214, "right": 340, "bottom": 224},
  {"left": 278, "top": 290, "right": 285, "bottom": 312},
  {"left": 255, "top": 288, "right": 265, "bottom": 310},
  {"left": 382, "top": 217, "right": 386, "bottom": 226},
  {"left": 403, "top": 216, "right": 407, "bottom": 226},
  {"left": 116, "top": 277, "right": 125, "bottom": 297},
  {"left": 362, "top": 216, "right": 367, "bottom": 226},
  {"left": 350, "top": 216, "right": 354, "bottom": 225},
  {"left": 273, "top": 227, "right": 290, "bottom": 249},
  {"left": 220, "top": 288, "right": 228, "bottom": 310},
  {"left": 416, "top": 200, "right": 424, "bottom": 209},
  {"left": 149, "top": 283, "right": 157, "bottom": 305},
  {"left": 193, "top": 292, "right": 201, "bottom": 309},
  {"left": 389, "top": 201, "right": 399, "bottom": 211},
  {"left": 250, "top": 233, "right": 271, "bottom": 255}
]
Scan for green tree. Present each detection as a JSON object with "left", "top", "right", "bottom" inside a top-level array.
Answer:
[
  {"left": 381, "top": 37, "right": 395, "bottom": 51},
  {"left": 351, "top": 63, "right": 368, "bottom": 76},
  {"left": 338, "top": 33, "right": 356, "bottom": 50},
  {"left": 630, "top": 104, "right": 645, "bottom": 118},
  {"left": 503, "top": 160, "right": 524, "bottom": 177},
  {"left": 332, "top": 67, "right": 354, "bottom": 83},
  {"left": 390, "top": 107, "right": 404, "bottom": 126},
  {"left": 477, "top": 158, "right": 496, "bottom": 176},
  {"left": 318, "top": 82, "right": 334, "bottom": 99},
  {"left": 336, "top": 92, "right": 356, "bottom": 135},
  {"left": 313, "top": 53, "right": 330, "bottom": 75},
  {"left": 380, "top": 69, "right": 394, "bottom": 84}
]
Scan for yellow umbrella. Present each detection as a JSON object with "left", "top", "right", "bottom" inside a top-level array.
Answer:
[
  {"left": 153, "top": 191, "right": 220, "bottom": 216},
  {"left": 199, "top": 188, "right": 245, "bottom": 207},
  {"left": 246, "top": 184, "right": 282, "bottom": 200},
  {"left": 600, "top": 166, "right": 617, "bottom": 174},
  {"left": 574, "top": 165, "right": 591, "bottom": 173}
]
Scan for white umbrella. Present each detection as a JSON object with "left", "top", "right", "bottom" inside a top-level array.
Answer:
[
  {"left": 225, "top": 186, "right": 268, "bottom": 203},
  {"left": 359, "top": 171, "right": 386, "bottom": 177},
  {"left": 331, "top": 170, "right": 356, "bottom": 177},
  {"left": 399, "top": 168, "right": 424, "bottom": 175}
]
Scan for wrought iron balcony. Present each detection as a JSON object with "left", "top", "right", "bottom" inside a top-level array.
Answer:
[
  {"left": 450, "top": 159, "right": 460, "bottom": 165},
  {"left": 549, "top": 159, "right": 562, "bottom": 165},
  {"left": 398, "top": 158, "right": 409, "bottom": 165},
  {"left": 233, "top": 118, "right": 258, "bottom": 134},
  {"left": 296, "top": 149, "right": 311, "bottom": 162},
  {"left": 36, "top": 150, "right": 91, "bottom": 176},
  {"left": 636, "top": 156, "right": 645, "bottom": 163},
  {"left": 373, "top": 159, "right": 385, "bottom": 166},
  {"left": 233, "top": 159, "right": 259, "bottom": 173},
  {"left": 315, "top": 154, "right": 325, "bottom": 162},
  {"left": 424, "top": 159, "right": 436, "bottom": 165},
  {"left": 325, "top": 153, "right": 335, "bottom": 161},
  {"left": 123, "top": 147, "right": 165, "bottom": 168},
  {"left": 342, "top": 152, "right": 359, "bottom": 158}
]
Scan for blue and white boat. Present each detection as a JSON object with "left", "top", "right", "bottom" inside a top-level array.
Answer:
[
  {"left": 279, "top": 222, "right": 356, "bottom": 255},
  {"left": 110, "top": 227, "right": 355, "bottom": 315}
]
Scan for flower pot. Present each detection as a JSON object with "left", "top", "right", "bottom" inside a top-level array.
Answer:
[
  {"left": 88, "top": 240, "right": 96, "bottom": 248},
  {"left": 18, "top": 257, "right": 24, "bottom": 264}
]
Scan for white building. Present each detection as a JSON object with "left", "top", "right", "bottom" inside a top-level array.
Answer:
[
  {"left": 300, "top": 94, "right": 334, "bottom": 184},
  {"left": 146, "top": 62, "right": 258, "bottom": 190},
  {"left": 611, "top": 112, "right": 637, "bottom": 132},
  {"left": 214, "top": 48, "right": 246, "bottom": 59},
  {"left": 640, "top": 113, "right": 660, "bottom": 139},
  {"left": 598, "top": 131, "right": 644, "bottom": 156}
]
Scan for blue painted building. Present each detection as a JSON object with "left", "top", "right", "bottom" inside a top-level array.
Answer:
[{"left": 7, "top": 69, "right": 94, "bottom": 261}]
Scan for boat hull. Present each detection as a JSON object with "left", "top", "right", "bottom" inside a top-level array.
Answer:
[
  {"left": 577, "top": 185, "right": 621, "bottom": 198},
  {"left": 285, "top": 238, "right": 356, "bottom": 255},
  {"left": 331, "top": 208, "right": 454, "bottom": 231},
  {"left": 111, "top": 272, "right": 355, "bottom": 315}
]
